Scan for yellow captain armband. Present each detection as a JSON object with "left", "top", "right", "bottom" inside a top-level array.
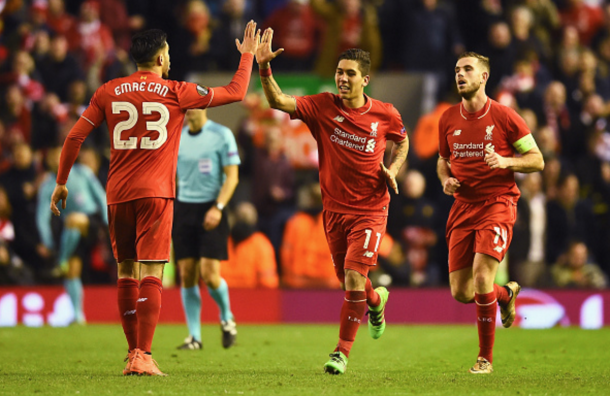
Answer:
[{"left": 513, "top": 134, "right": 538, "bottom": 154}]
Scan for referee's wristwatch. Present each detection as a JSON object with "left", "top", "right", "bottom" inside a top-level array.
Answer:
[{"left": 215, "top": 201, "right": 225, "bottom": 211}]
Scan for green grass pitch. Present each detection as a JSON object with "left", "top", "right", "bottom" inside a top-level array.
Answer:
[{"left": 1, "top": 324, "right": 608, "bottom": 395}]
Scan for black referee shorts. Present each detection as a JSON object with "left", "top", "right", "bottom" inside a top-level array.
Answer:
[{"left": 172, "top": 200, "right": 230, "bottom": 261}]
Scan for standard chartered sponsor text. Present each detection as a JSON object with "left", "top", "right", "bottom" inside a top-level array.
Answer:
[
  {"left": 453, "top": 142, "right": 484, "bottom": 158},
  {"left": 331, "top": 128, "right": 367, "bottom": 151}
]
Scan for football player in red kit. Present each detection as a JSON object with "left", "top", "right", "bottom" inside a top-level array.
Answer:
[
  {"left": 437, "top": 52, "right": 544, "bottom": 374},
  {"left": 256, "top": 28, "right": 409, "bottom": 374},
  {"left": 50, "top": 22, "right": 260, "bottom": 376}
]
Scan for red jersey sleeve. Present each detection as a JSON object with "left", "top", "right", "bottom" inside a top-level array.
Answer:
[
  {"left": 438, "top": 110, "right": 450, "bottom": 159},
  {"left": 291, "top": 93, "right": 330, "bottom": 123},
  {"left": 505, "top": 107, "right": 531, "bottom": 146},
  {"left": 386, "top": 105, "right": 407, "bottom": 143},
  {"left": 175, "top": 53, "right": 253, "bottom": 111},
  {"left": 56, "top": 87, "right": 105, "bottom": 184}
]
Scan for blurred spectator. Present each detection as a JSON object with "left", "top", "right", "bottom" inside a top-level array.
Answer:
[
  {"left": 66, "top": 0, "right": 116, "bottom": 74},
  {"left": 170, "top": 0, "right": 225, "bottom": 79},
  {"left": 397, "top": 0, "right": 464, "bottom": 96},
  {"left": 521, "top": 0, "right": 560, "bottom": 51},
  {"left": 0, "top": 50, "right": 45, "bottom": 102},
  {"left": 551, "top": 240, "right": 607, "bottom": 288},
  {"left": 539, "top": 81, "right": 572, "bottom": 154},
  {"left": 387, "top": 170, "right": 440, "bottom": 287},
  {"left": 510, "top": 173, "right": 546, "bottom": 287},
  {"left": 221, "top": 202, "right": 279, "bottom": 288},
  {"left": 31, "top": 93, "right": 62, "bottom": 150},
  {"left": 310, "top": 0, "right": 381, "bottom": 76},
  {"left": 46, "top": 0, "right": 78, "bottom": 38},
  {"left": 480, "top": 21, "right": 518, "bottom": 95},
  {"left": 263, "top": 0, "right": 319, "bottom": 71},
  {"left": 0, "top": 142, "right": 51, "bottom": 276},
  {"left": 37, "top": 34, "right": 84, "bottom": 102},
  {"left": 510, "top": 5, "right": 550, "bottom": 65},
  {"left": 98, "top": 0, "right": 134, "bottom": 52},
  {"left": 0, "top": 85, "right": 32, "bottom": 147},
  {"left": 0, "top": 186, "right": 35, "bottom": 285},
  {"left": 559, "top": 0, "right": 604, "bottom": 46},
  {"left": 253, "top": 126, "right": 296, "bottom": 266},
  {"left": 546, "top": 173, "right": 595, "bottom": 265},
  {"left": 215, "top": 0, "right": 259, "bottom": 70},
  {"left": 281, "top": 181, "right": 341, "bottom": 289}
]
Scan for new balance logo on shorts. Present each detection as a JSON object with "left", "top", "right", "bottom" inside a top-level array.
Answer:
[
  {"left": 137, "top": 298, "right": 148, "bottom": 302},
  {"left": 363, "top": 251, "right": 374, "bottom": 258}
]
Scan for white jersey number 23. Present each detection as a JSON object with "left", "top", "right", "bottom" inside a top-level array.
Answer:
[{"left": 112, "top": 101, "right": 169, "bottom": 150}]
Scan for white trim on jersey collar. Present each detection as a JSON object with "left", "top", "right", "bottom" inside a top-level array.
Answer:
[
  {"left": 340, "top": 94, "right": 373, "bottom": 116},
  {"left": 460, "top": 98, "right": 491, "bottom": 120}
]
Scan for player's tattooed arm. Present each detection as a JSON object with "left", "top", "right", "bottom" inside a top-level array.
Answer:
[
  {"left": 260, "top": 74, "right": 296, "bottom": 114},
  {"left": 256, "top": 28, "right": 296, "bottom": 114},
  {"left": 381, "top": 138, "right": 409, "bottom": 194}
]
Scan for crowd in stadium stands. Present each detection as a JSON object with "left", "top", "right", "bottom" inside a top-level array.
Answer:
[{"left": 0, "top": 0, "right": 609, "bottom": 289}]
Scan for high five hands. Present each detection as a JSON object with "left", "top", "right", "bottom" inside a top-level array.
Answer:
[
  {"left": 236, "top": 20, "right": 261, "bottom": 55},
  {"left": 256, "top": 28, "right": 284, "bottom": 67}
]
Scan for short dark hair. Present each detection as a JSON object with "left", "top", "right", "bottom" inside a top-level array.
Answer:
[
  {"left": 458, "top": 51, "right": 490, "bottom": 74},
  {"left": 338, "top": 48, "right": 371, "bottom": 76},
  {"left": 130, "top": 29, "right": 167, "bottom": 65}
]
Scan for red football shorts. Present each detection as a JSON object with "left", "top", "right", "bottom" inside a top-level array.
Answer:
[
  {"left": 323, "top": 210, "right": 388, "bottom": 279},
  {"left": 107, "top": 198, "right": 174, "bottom": 263},
  {"left": 446, "top": 195, "right": 517, "bottom": 273}
]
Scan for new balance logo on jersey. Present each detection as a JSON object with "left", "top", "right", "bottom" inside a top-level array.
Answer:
[
  {"left": 485, "top": 125, "right": 495, "bottom": 140},
  {"left": 124, "top": 309, "right": 136, "bottom": 316},
  {"left": 365, "top": 138, "right": 376, "bottom": 153},
  {"left": 137, "top": 298, "right": 148, "bottom": 303},
  {"left": 370, "top": 121, "right": 379, "bottom": 136},
  {"left": 334, "top": 115, "right": 344, "bottom": 123},
  {"left": 453, "top": 130, "right": 462, "bottom": 136},
  {"left": 363, "top": 251, "right": 374, "bottom": 258}
]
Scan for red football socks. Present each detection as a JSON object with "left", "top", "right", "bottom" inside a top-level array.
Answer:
[
  {"left": 365, "top": 278, "right": 380, "bottom": 307},
  {"left": 475, "top": 291, "right": 497, "bottom": 363},
  {"left": 117, "top": 278, "right": 139, "bottom": 351},
  {"left": 494, "top": 283, "right": 511, "bottom": 306},
  {"left": 335, "top": 291, "right": 366, "bottom": 358},
  {"left": 136, "top": 276, "right": 163, "bottom": 353}
]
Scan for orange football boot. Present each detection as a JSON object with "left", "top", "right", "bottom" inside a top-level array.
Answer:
[{"left": 129, "top": 348, "right": 168, "bottom": 377}]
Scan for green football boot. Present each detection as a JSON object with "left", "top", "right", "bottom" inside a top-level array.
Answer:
[
  {"left": 323, "top": 351, "right": 348, "bottom": 375},
  {"left": 367, "top": 286, "right": 389, "bottom": 339}
]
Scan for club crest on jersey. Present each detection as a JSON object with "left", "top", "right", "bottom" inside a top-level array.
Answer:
[
  {"left": 370, "top": 122, "right": 379, "bottom": 137},
  {"left": 334, "top": 115, "right": 344, "bottom": 123},
  {"left": 485, "top": 125, "right": 495, "bottom": 140},
  {"left": 196, "top": 85, "right": 209, "bottom": 96},
  {"left": 453, "top": 130, "right": 461, "bottom": 136}
]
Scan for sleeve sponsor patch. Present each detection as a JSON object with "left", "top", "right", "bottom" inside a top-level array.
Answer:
[
  {"left": 196, "top": 85, "right": 209, "bottom": 96},
  {"left": 512, "top": 134, "right": 538, "bottom": 154},
  {"left": 400, "top": 127, "right": 406, "bottom": 135}
]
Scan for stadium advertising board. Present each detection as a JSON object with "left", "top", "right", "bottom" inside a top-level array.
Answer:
[{"left": 0, "top": 287, "right": 607, "bottom": 328}]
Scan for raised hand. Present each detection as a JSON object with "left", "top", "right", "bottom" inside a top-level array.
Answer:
[
  {"left": 256, "top": 28, "right": 284, "bottom": 67},
  {"left": 235, "top": 20, "right": 260, "bottom": 55},
  {"left": 380, "top": 162, "right": 399, "bottom": 194},
  {"left": 50, "top": 184, "right": 68, "bottom": 216}
]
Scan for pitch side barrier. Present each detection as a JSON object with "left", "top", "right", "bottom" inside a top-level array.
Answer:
[{"left": 0, "top": 287, "right": 607, "bottom": 329}]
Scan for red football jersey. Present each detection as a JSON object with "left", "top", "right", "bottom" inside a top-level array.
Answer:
[
  {"left": 80, "top": 71, "right": 223, "bottom": 204},
  {"left": 291, "top": 93, "right": 406, "bottom": 215},
  {"left": 438, "top": 98, "right": 531, "bottom": 203}
]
